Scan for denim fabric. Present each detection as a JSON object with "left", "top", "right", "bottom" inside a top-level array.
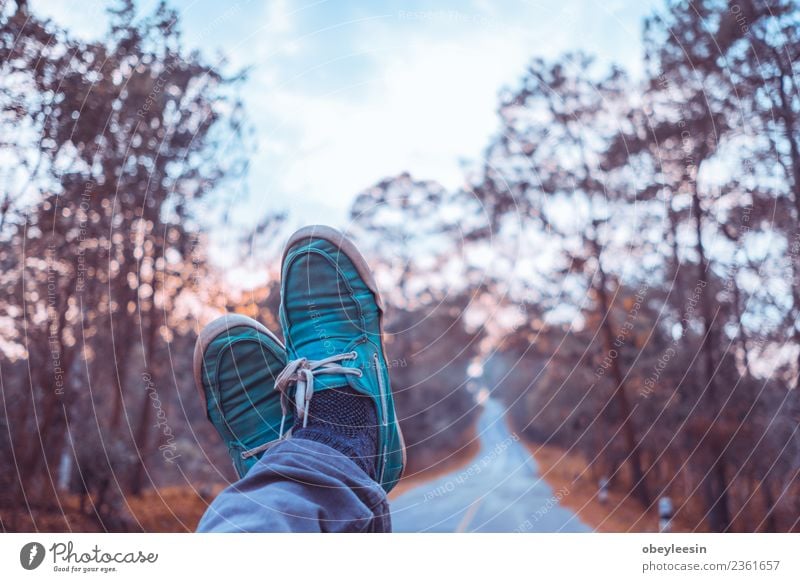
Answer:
[{"left": 197, "top": 438, "right": 391, "bottom": 532}]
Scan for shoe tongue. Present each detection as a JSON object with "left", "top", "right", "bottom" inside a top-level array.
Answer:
[
  {"left": 298, "top": 352, "right": 360, "bottom": 392},
  {"left": 291, "top": 301, "right": 361, "bottom": 357},
  {"left": 309, "top": 374, "right": 354, "bottom": 391}
]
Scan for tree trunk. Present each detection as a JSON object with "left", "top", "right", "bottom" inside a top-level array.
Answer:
[
  {"left": 20, "top": 320, "right": 74, "bottom": 490},
  {"left": 731, "top": 282, "right": 751, "bottom": 377},
  {"left": 760, "top": 478, "right": 779, "bottom": 532},
  {"left": 668, "top": 202, "right": 688, "bottom": 335},
  {"left": 109, "top": 341, "right": 131, "bottom": 431},
  {"left": 594, "top": 259, "right": 650, "bottom": 507},
  {"left": 129, "top": 310, "right": 160, "bottom": 495},
  {"left": 773, "top": 59, "right": 800, "bottom": 389},
  {"left": 691, "top": 186, "right": 731, "bottom": 532}
]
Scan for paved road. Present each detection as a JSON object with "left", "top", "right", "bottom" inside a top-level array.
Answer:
[{"left": 390, "top": 398, "right": 591, "bottom": 532}]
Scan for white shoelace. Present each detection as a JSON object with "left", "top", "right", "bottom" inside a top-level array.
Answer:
[{"left": 240, "top": 351, "right": 362, "bottom": 460}]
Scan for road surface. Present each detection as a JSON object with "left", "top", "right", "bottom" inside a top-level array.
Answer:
[{"left": 390, "top": 398, "right": 591, "bottom": 532}]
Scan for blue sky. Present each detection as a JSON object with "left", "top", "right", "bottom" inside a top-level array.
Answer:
[{"left": 32, "top": 0, "right": 661, "bottom": 261}]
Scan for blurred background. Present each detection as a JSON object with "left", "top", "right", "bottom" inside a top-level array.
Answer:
[{"left": 1, "top": 0, "right": 799, "bottom": 532}]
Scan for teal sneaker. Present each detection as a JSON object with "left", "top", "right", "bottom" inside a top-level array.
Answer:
[
  {"left": 193, "top": 314, "right": 291, "bottom": 479},
  {"left": 277, "top": 225, "right": 406, "bottom": 492}
]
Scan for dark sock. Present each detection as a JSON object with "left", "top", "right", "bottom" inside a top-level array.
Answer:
[{"left": 292, "top": 386, "right": 379, "bottom": 479}]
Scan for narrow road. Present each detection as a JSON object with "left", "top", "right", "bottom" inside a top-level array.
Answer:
[{"left": 390, "top": 398, "right": 591, "bottom": 532}]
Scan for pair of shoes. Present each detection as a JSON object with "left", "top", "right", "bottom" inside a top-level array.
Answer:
[{"left": 192, "top": 226, "right": 406, "bottom": 493}]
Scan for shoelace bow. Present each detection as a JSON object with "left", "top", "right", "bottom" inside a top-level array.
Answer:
[{"left": 240, "top": 351, "right": 362, "bottom": 460}]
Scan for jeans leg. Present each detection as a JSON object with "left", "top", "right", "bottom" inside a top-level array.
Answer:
[{"left": 196, "top": 438, "right": 391, "bottom": 532}]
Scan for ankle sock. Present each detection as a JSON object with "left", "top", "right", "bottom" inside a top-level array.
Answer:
[{"left": 292, "top": 386, "right": 379, "bottom": 479}]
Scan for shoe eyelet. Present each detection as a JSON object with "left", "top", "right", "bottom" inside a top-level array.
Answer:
[
  {"left": 357, "top": 370, "right": 364, "bottom": 378},
  {"left": 349, "top": 351, "right": 358, "bottom": 359}
]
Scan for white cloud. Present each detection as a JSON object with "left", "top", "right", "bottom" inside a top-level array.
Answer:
[{"left": 239, "top": 6, "right": 576, "bottom": 228}]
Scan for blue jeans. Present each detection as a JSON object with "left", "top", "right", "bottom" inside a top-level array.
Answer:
[{"left": 197, "top": 439, "right": 391, "bottom": 532}]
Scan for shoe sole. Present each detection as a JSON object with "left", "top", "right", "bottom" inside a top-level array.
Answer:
[
  {"left": 192, "top": 313, "right": 286, "bottom": 413},
  {"left": 282, "top": 224, "right": 408, "bottom": 479}
]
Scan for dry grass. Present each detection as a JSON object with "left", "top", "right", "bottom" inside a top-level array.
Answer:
[
  {"left": 124, "top": 485, "right": 225, "bottom": 532},
  {"left": 1, "top": 438, "right": 482, "bottom": 531},
  {"left": 1, "top": 485, "right": 224, "bottom": 533},
  {"left": 1, "top": 495, "right": 98, "bottom": 532},
  {"left": 527, "top": 442, "right": 702, "bottom": 532}
]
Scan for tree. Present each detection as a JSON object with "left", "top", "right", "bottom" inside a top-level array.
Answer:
[
  {"left": 349, "top": 173, "right": 482, "bottom": 308},
  {"left": 349, "top": 175, "right": 485, "bottom": 471},
  {"left": 476, "top": 54, "right": 653, "bottom": 506},
  {"left": 622, "top": 0, "right": 800, "bottom": 531},
  {"left": 0, "top": 0, "right": 248, "bottom": 513}
]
